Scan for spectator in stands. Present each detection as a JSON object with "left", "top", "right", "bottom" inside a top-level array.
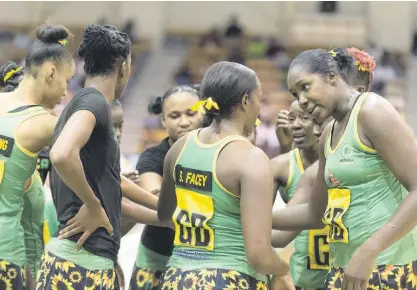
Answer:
[
  {"left": 199, "top": 27, "right": 223, "bottom": 61},
  {"left": 174, "top": 63, "right": 192, "bottom": 85},
  {"left": 265, "top": 37, "right": 291, "bottom": 71},
  {"left": 137, "top": 97, "right": 167, "bottom": 152},
  {"left": 265, "top": 37, "right": 284, "bottom": 58},
  {"left": 199, "top": 27, "right": 222, "bottom": 48},
  {"left": 256, "top": 91, "right": 286, "bottom": 158},
  {"left": 225, "top": 15, "right": 244, "bottom": 39}
]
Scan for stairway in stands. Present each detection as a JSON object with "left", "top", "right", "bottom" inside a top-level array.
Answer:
[{"left": 120, "top": 42, "right": 187, "bottom": 155}]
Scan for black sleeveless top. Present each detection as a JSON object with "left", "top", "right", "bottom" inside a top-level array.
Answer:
[{"left": 136, "top": 138, "right": 175, "bottom": 256}]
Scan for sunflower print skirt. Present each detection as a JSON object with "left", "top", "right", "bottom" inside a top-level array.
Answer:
[
  {"left": 158, "top": 267, "right": 269, "bottom": 290},
  {"left": 129, "top": 266, "right": 164, "bottom": 290},
  {"left": 325, "top": 260, "right": 417, "bottom": 290},
  {"left": 0, "top": 260, "right": 25, "bottom": 290},
  {"left": 296, "top": 287, "right": 324, "bottom": 290},
  {"left": 36, "top": 250, "right": 117, "bottom": 290}
]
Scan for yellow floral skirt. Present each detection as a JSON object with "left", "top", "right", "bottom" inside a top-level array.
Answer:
[
  {"left": 0, "top": 260, "right": 25, "bottom": 290},
  {"left": 159, "top": 267, "right": 269, "bottom": 290},
  {"left": 128, "top": 266, "right": 164, "bottom": 290},
  {"left": 36, "top": 250, "right": 116, "bottom": 290},
  {"left": 325, "top": 261, "right": 417, "bottom": 290}
]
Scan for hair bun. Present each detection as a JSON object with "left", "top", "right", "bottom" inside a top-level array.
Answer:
[
  {"left": 148, "top": 96, "right": 163, "bottom": 115},
  {"left": 36, "top": 23, "right": 70, "bottom": 44}
]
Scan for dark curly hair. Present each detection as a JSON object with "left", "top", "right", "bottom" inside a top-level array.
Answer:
[
  {"left": 0, "top": 61, "right": 24, "bottom": 92},
  {"left": 25, "top": 23, "right": 73, "bottom": 77},
  {"left": 78, "top": 24, "right": 131, "bottom": 76}
]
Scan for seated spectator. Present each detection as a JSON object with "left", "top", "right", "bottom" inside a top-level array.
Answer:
[
  {"left": 225, "top": 15, "right": 244, "bottom": 39},
  {"left": 264, "top": 38, "right": 291, "bottom": 70},
  {"left": 138, "top": 112, "right": 167, "bottom": 153},
  {"left": 265, "top": 37, "right": 284, "bottom": 58},
  {"left": 174, "top": 63, "right": 192, "bottom": 85},
  {"left": 256, "top": 90, "right": 289, "bottom": 158},
  {"left": 199, "top": 27, "right": 223, "bottom": 60},
  {"left": 199, "top": 27, "right": 222, "bottom": 48}
]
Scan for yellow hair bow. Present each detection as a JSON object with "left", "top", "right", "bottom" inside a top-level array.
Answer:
[
  {"left": 58, "top": 39, "right": 68, "bottom": 46},
  {"left": 3, "top": 67, "right": 22, "bottom": 83},
  {"left": 255, "top": 118, "right": 261, "bottom": 126},
  {"left": 190, "top": 97, "right": 220, "bottom": 114},
  {"left": 329, "top": 50, "right": 337, "bottom": 58}
]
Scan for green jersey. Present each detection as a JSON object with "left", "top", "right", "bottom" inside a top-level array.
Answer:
[
  {"left": 168, "top": 130, "right": 266, "bottom": 282},
  {"left": 0, "top": 105, "right": 47, "bottom": 267},
  {"left": 283, "top": 149, "right": 330, "bottom": 288},
  {"left": 323, "top": 92, "right": 417, "bottom": 268}
]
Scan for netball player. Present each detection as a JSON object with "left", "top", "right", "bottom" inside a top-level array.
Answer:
[
  {"left": 273, "top": 48, "right": 417, "bottom": 290},
  {"left": 271, "top": 47, "right": 376, "bottom": 290},
  {"left": 0, "top": 23, "right": 74, "bottom": 290},
  {"left": 0, "top": 61, "right": 61, "bottom": 290},
  {"left": 157, "top": 61, "right": 291, "bottom": 289}
]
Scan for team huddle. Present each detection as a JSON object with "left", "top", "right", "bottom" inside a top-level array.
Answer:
[{"left": 0, "top": 22, "right": 416, "bottom": 290}]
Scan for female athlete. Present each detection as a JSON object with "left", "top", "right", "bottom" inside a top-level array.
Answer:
[
  {"left": 0, "top": 23, "right": 75, "bottom": 289},
  {"left": 273, "top": 47, "right": 417, "bottom": 290},
  {"left": 157, "top": 61, "right": 291, "bottom": 289}
]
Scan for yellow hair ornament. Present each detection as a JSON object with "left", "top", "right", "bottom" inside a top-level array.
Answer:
[
  {"left": 355, "top": 60, "right": 367, "bottom": 72},
  {"left": 3, "top": 67, "right": 22, "bottom": 83},
  {"left": 255, "top": 118, "right": 261, "bottom": 127},
  {"left": 329, "top": 50, "right": 337, "bottom": 58},
  {"left": 190, "top": 97, "right": 220, "bottom": 114},
  {"left": 58, "top": 39, "right": 68, "bottom": 46},
  {"left": 190, "top": 100, "right": 206, "bottom": 114},
  {"left": 204, "top": 97, "right": 219, "bottom": 111}
]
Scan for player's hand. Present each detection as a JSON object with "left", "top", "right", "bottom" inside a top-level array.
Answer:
[
  {"left": 275, "top": 110, "right": 292, "bottom": 151},
  {"left": 271, "top": 273, "right": 295, "bottom": 290},
  {"left": 58, "top": 203, "right": 113, "bottom": 250},
  {"left": 342, "top": 249, "right": 376, "bottom": 290},
  {"left": 122, "top": 170, "right": 140, "bottom": 185}
]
